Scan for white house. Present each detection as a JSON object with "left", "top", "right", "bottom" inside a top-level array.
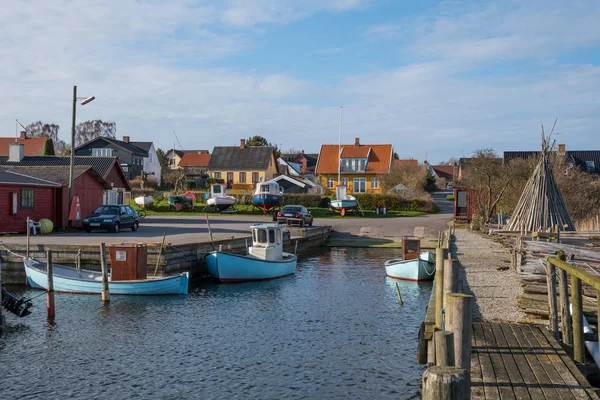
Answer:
[{"left": 131, "top": 141, "right": 161, "bottom": 185}]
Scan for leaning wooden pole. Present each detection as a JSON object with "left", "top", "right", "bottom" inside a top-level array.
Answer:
[
  {"left": 571, "top": 275, "right": 584, "bottom": 363},
  {"left": 46, "top": 250, "right": 55, "bottom": 321},
  {"left": 100, "top": 243, "right": 110, "bottom": 303},
  {"left": 435, "top": 247, "right": 445, "bottom": 329}
]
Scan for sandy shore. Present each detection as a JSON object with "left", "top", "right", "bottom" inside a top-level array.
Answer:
[{"left": 453, "top": 229, "right": 527, "bottom": 322}]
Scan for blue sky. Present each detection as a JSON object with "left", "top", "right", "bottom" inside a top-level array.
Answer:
[{"left": 1, "top": 0, "right": 599, "bottom": 163}]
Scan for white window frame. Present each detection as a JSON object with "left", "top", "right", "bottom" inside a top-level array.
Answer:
[
  {"left": 353, "top": 177, "right": 366, "bottom": 194},
  {"left": 327, "top": 177, "right": 334, "bottom": 188},
  {"left": 371, "top": 178, "right": 379, "bottom": 189},
  {"left": 341, "top": 177, "right": 348, "bottom": 186},
  {"left": 92, "top": 148, "right": 113, "bottom": 157}
]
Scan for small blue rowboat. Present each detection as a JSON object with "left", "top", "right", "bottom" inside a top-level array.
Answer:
[
  {"left": 205, "top": 223, "right": 297, "bottom": 283},
  {"left": 24, "top": 258, "right": 189, "bottom": 295},
  {"left": 385, "top": 251, "right": 436, "bottom": 281}
]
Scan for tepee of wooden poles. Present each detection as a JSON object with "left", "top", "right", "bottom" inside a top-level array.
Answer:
[{"left": 504, "top": 124, "right": 575, "bottom": 232}]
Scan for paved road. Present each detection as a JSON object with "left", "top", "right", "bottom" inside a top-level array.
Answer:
[{"left": 2, "top": 191, "right": 453, "bottom": 245}]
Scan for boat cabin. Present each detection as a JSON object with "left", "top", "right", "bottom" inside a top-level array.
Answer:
[
  {"left": 336, "top": 184, "right": 349, "bottom": 200},
  {"left": 402, "top": 236, "right": 420, "bottom": 261},
  {"left": 210, "top": 183, "right": 227, "bottom": 198},
  {"left": 254, "top": 181, "right": 283, "bottom": 196},
  {"left": 249, "top": 223, "right": 285, "bottom": 261}
]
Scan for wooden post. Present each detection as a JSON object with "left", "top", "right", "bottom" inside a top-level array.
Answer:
[
  {"left": 294, "top": 240, "right": 298, "bottom": 255},
  {"left": 446, "top": 293, "right": 473, "bottom": 372},
  {"left": 443, "top": 259, "right": 459, "bottom": 308},
  {"left": 558, "top": 269, "right": 572, "bottom": 345},
  {"left": 422, "top": 366, "right": 469, "bottom": 400},
  {"left": 417, "top": 322, "right": 428, "bottom": 365},
  {"left": 46, "top": 250, "right": 55, "bottom": 321},
  {"left": 0, "top": 259, "right": 3, "bottom": 330},
  {"left": 545, "top": 261, "right": 559, "bottom": 339},
  {"left": 100, "top": 243, "right": 110, "bottom": 302},
  {"left": 26, "top": 217, "right": 30, "bottom": 258},
  {"left": 154, "top": 233, "right": 166, "bottom": 276},
  {"left": 571, "top": 275, "right": 584, "bottom": 363},
  {"left": 435, "top": 247, "right": 445, "bottom": 329},
  {"left": 434, "top": 330, "right": 455, "bottom": 367}
]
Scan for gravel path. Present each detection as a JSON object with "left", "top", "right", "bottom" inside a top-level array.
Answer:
[{"left": 453, "top": 229, "right": 527, "bottom": 322}]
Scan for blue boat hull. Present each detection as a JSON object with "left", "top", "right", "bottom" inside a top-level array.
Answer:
[
  {"left": 205, "top": 251, "right": 297, "bottom": 283},
  {"left": 384, "top": 252, "right": 435, "bottom": 281},
  {"left": 252, "top": 194, "right": 282, "bottom": 208},
  {"left": 24, "top": 259, "right": 189, "bottom": 295},
  {"left": 330, "top": 199, "right": 358, "bottom": 210}
]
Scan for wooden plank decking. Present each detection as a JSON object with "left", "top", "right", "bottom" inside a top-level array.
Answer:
[{"left": 471, "top": 322, "right": 600, "bottom": 399}]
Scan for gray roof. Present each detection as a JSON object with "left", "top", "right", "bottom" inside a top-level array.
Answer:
[
  {"left": 0, "top": 165, "right": 110, "bottom": 188},
  {"left": 130, "top": 141, "right": 153, "bottom": 152},
  {"left": 75, "top": 137, "right": 148, "bottom": 157},
  {"left": 208, "top": 146, "right": 276, "bottom": 170},
  {"left": 0, "top": 170, "right": 61, "bottom": 187},
  {"left": 0, "top": 156, "right": 118, "bottom": 178},
  {"left": 504, "top": 150, "right": 600, "bottom": 174}
]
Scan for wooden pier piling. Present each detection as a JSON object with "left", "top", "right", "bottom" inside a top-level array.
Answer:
[
  {"left": 434, "top": 330, "right": 455, "bottom": 367},
  {"left": 100, "top": 243, "right": 110, "bottom": 302},
  {"left": 446, "top": 293, "right": 473, "bottom": 372},
  {"left": 571, "top": 275, "right": 584, "bottom": 363},
  {"left": 0, "top": 259, "right": 3, "bottom": 330},
  {"left": 545, "top": 260, "right": 559, "bottom": 339},
  {"left": 435, "top": 247, "right": 444, "bottom": 329},
  {"left": 443, "top": 259, "right": 459, "bottom": 308},
  {"left": 422, "top": 366, "right": 469, "bottom": 400},
  {"left": 46, "top": 250, "right": 55, "bottom": 321}
]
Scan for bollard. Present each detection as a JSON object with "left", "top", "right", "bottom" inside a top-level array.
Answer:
[
  {"left": 434, "top": 330, "right": 455, "bottom": 367},
  {"left": 446, "top": 293, "right": 473, "bottom": 372},
  {"left": 100, "top": 243, "right": 110, "bottom": 302},
  {"left": 443, "top": 259, "right": 459, "bottom": 307},
  {"left": 422, "top": 366, "right": 470, "bottom": 400},
  {"left": 435, "top": 247, "right": 445, "bottom": 329},
  {"left": 46, "top": 250, "right": 55, "bottom": 321}
]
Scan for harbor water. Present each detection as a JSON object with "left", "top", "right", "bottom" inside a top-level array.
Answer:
[{"left": 0, "top": 248, "right": 431, "bottom": 399}]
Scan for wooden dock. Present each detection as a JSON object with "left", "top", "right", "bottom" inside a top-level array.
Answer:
[{"left": 471, "top": 322, "right": 599, "bottom": 399}]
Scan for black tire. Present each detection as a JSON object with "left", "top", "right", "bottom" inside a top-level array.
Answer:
[
  {"left": 131, "top": 221, "right": 139, "bottom": 232},
  {"left": 272, "top": 211, "right": 277, "bottom": 221},
  {"left": 308, "top": 219, "right": 313, "bottom": 227},
  {"left": 85, "top": 228, "right": 91, "bottom": 233},
  {"left": 299, "top": 220, "right": 304, "bottom": 228},
  {"left": 113, "top": 222, "right": 120, "bottom": 233}
]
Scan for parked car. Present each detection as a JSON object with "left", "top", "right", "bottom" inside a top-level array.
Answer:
[
  {"left": 276, "top": 205, "right": 313, "bottom": 227},
  {"left": 83, "top": 205, "right": 140, "bottom": 233}
]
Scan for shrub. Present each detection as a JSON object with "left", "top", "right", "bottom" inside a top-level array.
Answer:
[
  {"left": 186, "top": 180, "right": 197, "bottom": 189},
  {"left": 205, "top": 178, "right": 225, "bottom": 188},
  {"left": 353, "top": 194, "right": 436, "bottom": 212},
  {"left": 282, "top": 194, "right": 323, "bottom": 207}
]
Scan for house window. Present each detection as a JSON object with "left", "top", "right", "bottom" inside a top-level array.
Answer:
[
  {"left": 239, "top": 172, "right": 246, "bottom": 183},
  {"left": 21, "top": 188, "right": 34, "bottom": 209},
  {"left": 586, "top": 161, "right": 595, "bottom": 172},
  {"left": 252, "top": 172, "right": 259, "bottom": 183},
  {"left": 353, "top": 178, "right": 366, "bottom": 193},
  {"left": 327, "top": 177, "right": 334, "bottom": 188},
  {"left": 341, "top": 177, "right": 348, "bottom": 186},
  {"left": 92, "top": 148, "right": 113, "bottom": 157},
  {"left": 340, "top": 158, "right": 368, "bottom": 173},
  {"left": 214, "top": 172, "right": 221, "bottom": 179},
  {"left": 227, "top": 172, "right": 234, "bottom": 182},
  {"left": 372, "top": 178, "right": 379, "bottom": 189}
]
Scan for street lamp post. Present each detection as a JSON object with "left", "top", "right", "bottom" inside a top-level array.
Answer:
[{"left": 68, "top": 85, "right": 95, "bottom": 227}]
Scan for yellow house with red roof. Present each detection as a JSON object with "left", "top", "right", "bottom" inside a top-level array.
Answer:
[{"left": 315, "top": 138, "right": 393, "bottom": 195}]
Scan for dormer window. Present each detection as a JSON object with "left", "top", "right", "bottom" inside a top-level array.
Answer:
[
  {"left": 92, "top": 148, "right": 113, "bottom": 157},
  {"left": 340, "top": 158, "right": 367, "bottom": 173}
]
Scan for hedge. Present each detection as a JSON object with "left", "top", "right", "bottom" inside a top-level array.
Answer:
[{"left": 353, "top": 194, "right": 436, "bottom": 212}]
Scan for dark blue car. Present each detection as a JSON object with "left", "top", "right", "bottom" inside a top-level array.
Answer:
[{"left": 83, "top": 205, "right": 140, "bottom": 233}]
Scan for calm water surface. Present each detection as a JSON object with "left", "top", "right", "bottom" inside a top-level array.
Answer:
[{"left": 0, "top": 248, "right": 431, "bottom": 399}]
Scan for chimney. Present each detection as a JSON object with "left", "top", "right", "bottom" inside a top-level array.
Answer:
[
  {"left": 123, "top": 136, "right": 130, "bottom": 143},
  {"left": 558, "top": 144, "right": 566, "bottom": 153},
  {"left": 240, "top": 139, "right": 246, "bottom": 148},
  {"left": 8, "top": 143, "right": 24, "bottom": 162},
  {"left": 355, "top": 138, "right": 360, "bottom": 146},
  {"left": 19, "top": 131, "right": 26, "bottom": 140},
  {"left": 301, "top": 150, "right": 304, "bottom": 154}
]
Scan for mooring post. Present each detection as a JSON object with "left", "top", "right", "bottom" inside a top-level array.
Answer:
[
  {"left": 446, "top": 293, "right": 473, "bottom": 372},
  {"left": 558, "top": 268, "right": 572, "bottom": 345},
  {"left": 545, "top": 261, "right": 559, "bottom": 339},
  {"left": 100, "top": 243, "right": 110, "bottom": 302},
  {"left": 571, "top": 275, "right": 584, "bottom": 363},
  {"left": 422, "top": 366, "right": 469, "bottom": 400},
  {"left": 435, "top": 247, "right": 445, "bottom": 329},
  {"left": 46, "top": 250, "right": 55, "bottom": 321},
  {"left": 443, "top": 259, "right": 458, "bottom": 308},
  {"left": 26, "top": 217, "right": 31, "bottom": 258},
  {"left": 0, "top": 259, "right": 3, "bottom": 330},
  {"left": 434, "top": 330, "right": 455, "bottom": 367},
  {"left": 294, "top": 241, "right": 298, "bottom": 256}
]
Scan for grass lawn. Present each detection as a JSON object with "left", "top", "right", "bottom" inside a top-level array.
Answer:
[{"left": 133, "top": 199, "right": 431, "bottom": 218}]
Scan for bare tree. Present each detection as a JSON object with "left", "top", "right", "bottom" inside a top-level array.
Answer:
[
  {"left": 75, "top": 120, "right": 117, "bottom": 147},
  {"left": 25, "top": 121, "right": 70, "bottom": 155},
  {"left": 379, "top": 162, "right": 428, "bottom": 195}
]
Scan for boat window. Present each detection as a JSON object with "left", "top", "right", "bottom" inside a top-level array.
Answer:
[
  {"left": 269, "top": 229, "right": 275, "bottom": 243},
  {"left": 213, "top": 185, "right": 221, "bottom": 194},
  {"left": 257, "top": 229, "right": 267, "bottom": 243},
  {"left": 261, "top": 185, "right": 269, "bottom": 193},
  {"left": 276, "top": 229, "right": 281, "bottom": 244}
]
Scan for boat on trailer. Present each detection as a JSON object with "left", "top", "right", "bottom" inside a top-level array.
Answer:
[
  {"left": 385, "top": 236, "right": 435, "bottom": 281},
  {"left": 205, "top": 223, "right": 297, "bottom": 283},
  {"left": 205, "top": 183, "right": 236, "bottom": 212},
  {"left": 330, "top": 185, "right": 360, "bottom": 216},
  {"left": 252, "top": 182, "right": 283, "bottom": 214}
]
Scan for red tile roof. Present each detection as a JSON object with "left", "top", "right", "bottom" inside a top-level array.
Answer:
[
  {"left": 0, "top": 137, "right": 48, "bottom": 156},
  {"left": 316, "top": 143, "right": 393, "bottom": 175},
  {"left": 394, "top": 159, "right": 419, "bottom": 167},
  {"left": 430, "top": 165, "right": 455, "bottom": 180},
  {"left": 179, "top": 153, "right": 211, "bottom": 167}
]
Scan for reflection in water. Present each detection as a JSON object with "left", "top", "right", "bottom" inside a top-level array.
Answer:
[{"left": 0, "top": 248, "right": 430, "bottom": 399}]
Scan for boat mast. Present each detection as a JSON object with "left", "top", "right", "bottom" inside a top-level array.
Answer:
[{"left": 338, "top": 106, "right": 342, "bottom": 185}]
